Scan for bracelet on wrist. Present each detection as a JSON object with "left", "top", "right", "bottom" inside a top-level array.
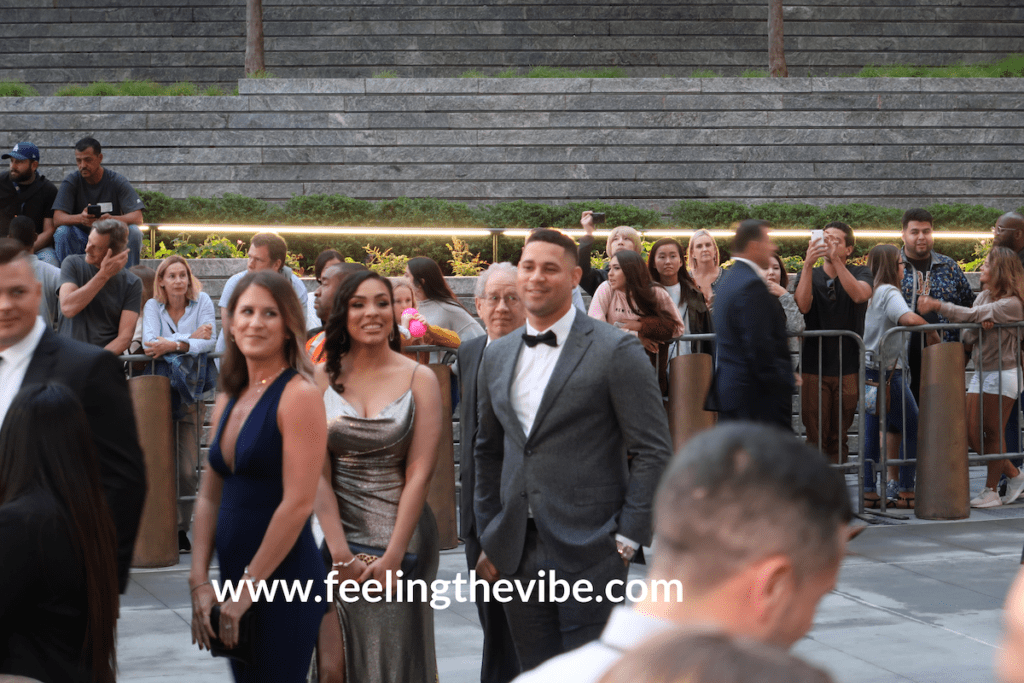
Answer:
[
  {"left": 190, "top": 580, "right": 211, "bottom": 593},
  {"left": 333, "top": 556, "right": 357, "bottom": 568}
]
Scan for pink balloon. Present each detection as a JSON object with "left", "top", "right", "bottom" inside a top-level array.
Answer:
[{"left": 403, "top": 308, "right": 427, "bottom": 337}]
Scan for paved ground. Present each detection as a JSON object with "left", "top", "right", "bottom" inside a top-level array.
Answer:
[{"left": 119, "top": 468, "right": 1024, "bottom": 682}]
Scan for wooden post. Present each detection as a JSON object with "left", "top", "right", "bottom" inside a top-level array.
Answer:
[
  {"left": 427, "top": 364, "right": 459, "bottom": 549},
  {"left": 129, "top": 376, "right": 178, "bottom": 568},
  {"left": 245, "top": 0, "right": 265, "bottom": 75},
  {"left": 768, "top": 0, "right": 788, "bottom": 78},
  {"left": 916, "top": 342, "right": 970, "bottom": 520},
  {"left": 667, "top": 354, "right": 717, "bottom": 453}
]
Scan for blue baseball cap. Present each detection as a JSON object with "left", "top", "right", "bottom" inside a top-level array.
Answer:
[{"left": 2, "top": 142, "right": 40, "bottom": 162}]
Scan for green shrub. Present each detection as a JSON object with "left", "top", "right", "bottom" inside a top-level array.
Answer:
[
  {"left": 83, "top": 82, "right": 121, "bottom": 96},
  {"left": 52, "top": 79, "right": 224, "bottom": 96},
  {"left": 115, "top": 80, "right": 163, "bottom": 96},
  {"left": 855, "top": 54, "right": 1024, "bottom": 78},
  {"left": 164, "top": 81, "right": 199, "bottom": 96},
  {"left": 740, "top": 69, "right": 769, "bottom": 78},
  {"left": 0, "top": 81, "right": 38, "bottom": 97},
  {"left": 285, "top": 194, "right": 375, "bottom": 224},
  {"left": 525, "top": 66, "right": 628, "bottom": 78},
  {"left": 690, "top": 69, "right": 719, "bottom": 78},
  {"left": 372, "top": 70, "right": 399, "bottom": 79}
]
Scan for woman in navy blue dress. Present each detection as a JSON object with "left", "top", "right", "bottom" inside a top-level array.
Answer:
[{"left": 189, "top": 270, "right": 328, "bottom": 682}]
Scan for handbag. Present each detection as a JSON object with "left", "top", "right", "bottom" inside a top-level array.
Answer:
[
  {"left": 209, "top": 604, "right": 254, "bottom": 665},
  {"left": 864, "top": 370, "right": 893, "bottom": 416},
  {"left": 347, "top": 541, "right": 420, "bottom": 579}
]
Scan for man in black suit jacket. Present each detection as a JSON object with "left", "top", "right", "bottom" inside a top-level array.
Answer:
[
  {"left": 474, "top": 230, "right": 672, "bottom": 671},
  {"left": 0, "top": 240, "right": 145, "bottom": 592},
  {"left": 709, "top": 219, "right": 795, "bottom": 430},
  {"left": 459, "top": 261, "right": 525, "bottom": 683}
]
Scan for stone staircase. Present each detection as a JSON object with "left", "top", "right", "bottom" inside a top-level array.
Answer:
[{"left": 3, "top": 0, "right": 1022, "bottom": 93}]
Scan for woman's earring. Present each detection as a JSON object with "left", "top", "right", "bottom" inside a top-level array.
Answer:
[{"left": 388, "top": 328, "right": 395, "bottom": 342}]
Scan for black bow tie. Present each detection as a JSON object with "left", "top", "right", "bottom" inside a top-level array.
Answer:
[{"left": 522, "top": 330, "right": 558, "bottom": 348}]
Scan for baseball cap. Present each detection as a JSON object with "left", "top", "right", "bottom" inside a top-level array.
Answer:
[{"left": 2, "top": 142, "right": 40, "bottom": 162}]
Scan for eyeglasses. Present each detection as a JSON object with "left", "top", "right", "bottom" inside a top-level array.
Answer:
[
  {"left": 485, "top": 294, "right": 520, "bottom": 306},
  {"left": 994, "top": 225, "right": 1021, "bottom": 234}
]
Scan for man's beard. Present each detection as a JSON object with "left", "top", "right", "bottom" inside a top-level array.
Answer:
[{"left": 10, "top": 167, "right": 32, "bottom": 184}]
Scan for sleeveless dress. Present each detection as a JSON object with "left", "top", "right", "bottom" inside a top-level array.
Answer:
[
  {"left": 324, "top": 377, "right": 441, "bottom": 683},
  {"left": 208, "top": 369, "right": 327, "bottom": 683}
]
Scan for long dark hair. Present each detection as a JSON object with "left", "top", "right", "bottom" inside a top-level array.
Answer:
[
  {"left": 769, "top": 252, "right": 790, "bottom": 289},
  {"left": 614, "top": 250, "right": 677, "bottom": 328},
  {"left": 868, "top": 244, "right": 901, "bottom": 290},
  {"left": 220, "top": 270, "right": 312, "bottom": 397},
  {"left": 324, "top": 271, "right": 403, "bottom": 388},
  {"left": 406, "top": 256, "right": 469, "bottom": 313},
  {"left": 648, "top": 238, "right": 698, "bottom": 289},
  {"left": 0, "top": 383, "right": 118, "bottom": 683}
]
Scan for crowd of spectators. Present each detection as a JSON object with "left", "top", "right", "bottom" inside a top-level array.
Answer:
[{"left": 6, "top": 137, "right": 1024, "bottom": 683}]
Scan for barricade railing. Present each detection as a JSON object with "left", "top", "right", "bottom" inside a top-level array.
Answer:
[
  {"left": 668, "top": 330, "right": 868, "bottom": 514},
  {"left": 875, "top": 321, "right": 1024, "bottom": 513}
]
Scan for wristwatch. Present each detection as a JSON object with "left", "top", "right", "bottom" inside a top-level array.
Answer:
[{"left": 176, "top": 341, "right": 183, "bottom": 352}]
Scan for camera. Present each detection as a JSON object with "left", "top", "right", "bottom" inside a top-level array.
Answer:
[
  {"left": 590, "top": 212, "right": 606, "bottom": 224},
  {"left": 86, "top": 202, "right": 113, "bottom": 217}
]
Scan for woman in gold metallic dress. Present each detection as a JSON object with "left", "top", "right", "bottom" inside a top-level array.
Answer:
[{"left": 312, "top": 270, "right": 443, "bottom": 683}]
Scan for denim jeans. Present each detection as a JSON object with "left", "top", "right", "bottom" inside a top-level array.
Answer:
[
  {"left": 863, "top": 367, "right": 918, "bottom": 492},
  {"left": 54, "top": 223, "right": 142, "bottom": 267},
  {"left": 35, "top": 247, "right": 59, "bottom": 267}
]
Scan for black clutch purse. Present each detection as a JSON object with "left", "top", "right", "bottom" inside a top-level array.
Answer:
[
  {"left": 209, "top": 604, "right": 254, "bottom": 665},
  {"left": 347, "top": 541, "right": 420, "bottom": 579}
]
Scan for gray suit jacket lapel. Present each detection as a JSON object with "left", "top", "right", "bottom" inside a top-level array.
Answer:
[{"left": 528, "top": 313, "right": 593, "bottom": 441}]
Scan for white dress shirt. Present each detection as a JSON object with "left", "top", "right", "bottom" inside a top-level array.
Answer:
[
  {"left": 513, "top": 607, "right": 674, "bottom": 683},
  {"left": 510, "top": 305, "right": 577, "bottom": 437},
  {"left": 0, "top": 316, "right": 47, "bottom": 423}
]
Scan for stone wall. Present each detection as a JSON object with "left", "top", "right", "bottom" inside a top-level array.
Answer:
[
  {"left": 4, "top": 78, "right": 1024, "bottom": 212},
  {"left": 2, "top": 0, "right": 1023, "bottom": 93}
]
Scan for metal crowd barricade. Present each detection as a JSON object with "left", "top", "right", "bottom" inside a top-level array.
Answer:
[
  {"left": 123, "top": 345, "right": 456, "bottom": 518},
  {"left": 875, "top": 321, "right": 1024, "bottom": 513},
  {"left": 668, "top": 329, "right": 868, "bottom": 515}
]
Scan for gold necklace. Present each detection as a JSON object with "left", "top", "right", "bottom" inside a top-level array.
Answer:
[{"left": 250, "top": 366, "right": 288, "bottom": 395}]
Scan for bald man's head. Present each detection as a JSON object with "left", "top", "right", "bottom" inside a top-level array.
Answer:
[{"left": 994, "top": 212, "right": 1024, "bottom": 252}]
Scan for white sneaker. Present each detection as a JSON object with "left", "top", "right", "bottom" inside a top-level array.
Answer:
[
  {"left": 971, "top": 487, "right": 1002, "bottom": 508},
  {"left": 1003, "top": 472, "right": 1024, "bottom": 505}
]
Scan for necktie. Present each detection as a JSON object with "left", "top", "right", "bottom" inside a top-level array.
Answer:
[{"left": 522, "top": 330, "right": 557, "bottom": 348}]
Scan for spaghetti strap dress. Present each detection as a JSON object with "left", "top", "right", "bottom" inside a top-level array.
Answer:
[
  {"left": 323, "top": 370, "right": 441, "bottom": 683},
  {"left": 208, "top": 369, "right": 327, "bottom": 683}
]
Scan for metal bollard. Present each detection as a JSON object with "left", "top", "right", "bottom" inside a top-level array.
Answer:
[
  {"left": 427, "top": 364, "right": 458, "bottom": 549},
  {"left": 667, "top": 353, "right": 716, "bottom": 454},
  {"left": 129, "top": 375, "right": 179, "bottom": 567},
  {"left": 916, "top": 342, "right": 970, "bottom": 520}
]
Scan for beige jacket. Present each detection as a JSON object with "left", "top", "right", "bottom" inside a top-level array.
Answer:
[{"left": 938, "top": 291, "right": 1024, "bottom": 373}]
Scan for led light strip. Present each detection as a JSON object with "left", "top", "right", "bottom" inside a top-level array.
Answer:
[{"left": 142, "top": 224, "right": 992, "bottom": 241}]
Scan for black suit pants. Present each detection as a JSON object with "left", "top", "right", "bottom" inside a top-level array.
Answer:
[
  {"left": 501, "top": 520, "right": 627, "bottom": 672},
  {"left": 465, "top": 533, "right": 521, "bottom": 683}
]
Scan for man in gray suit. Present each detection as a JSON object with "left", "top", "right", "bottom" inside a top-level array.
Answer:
[
  {"left": 474, "top": 229, "right": 673, "bottom": 671},
  {"left": 460, "top": 261, "right": 526, "bottom": 683}
]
